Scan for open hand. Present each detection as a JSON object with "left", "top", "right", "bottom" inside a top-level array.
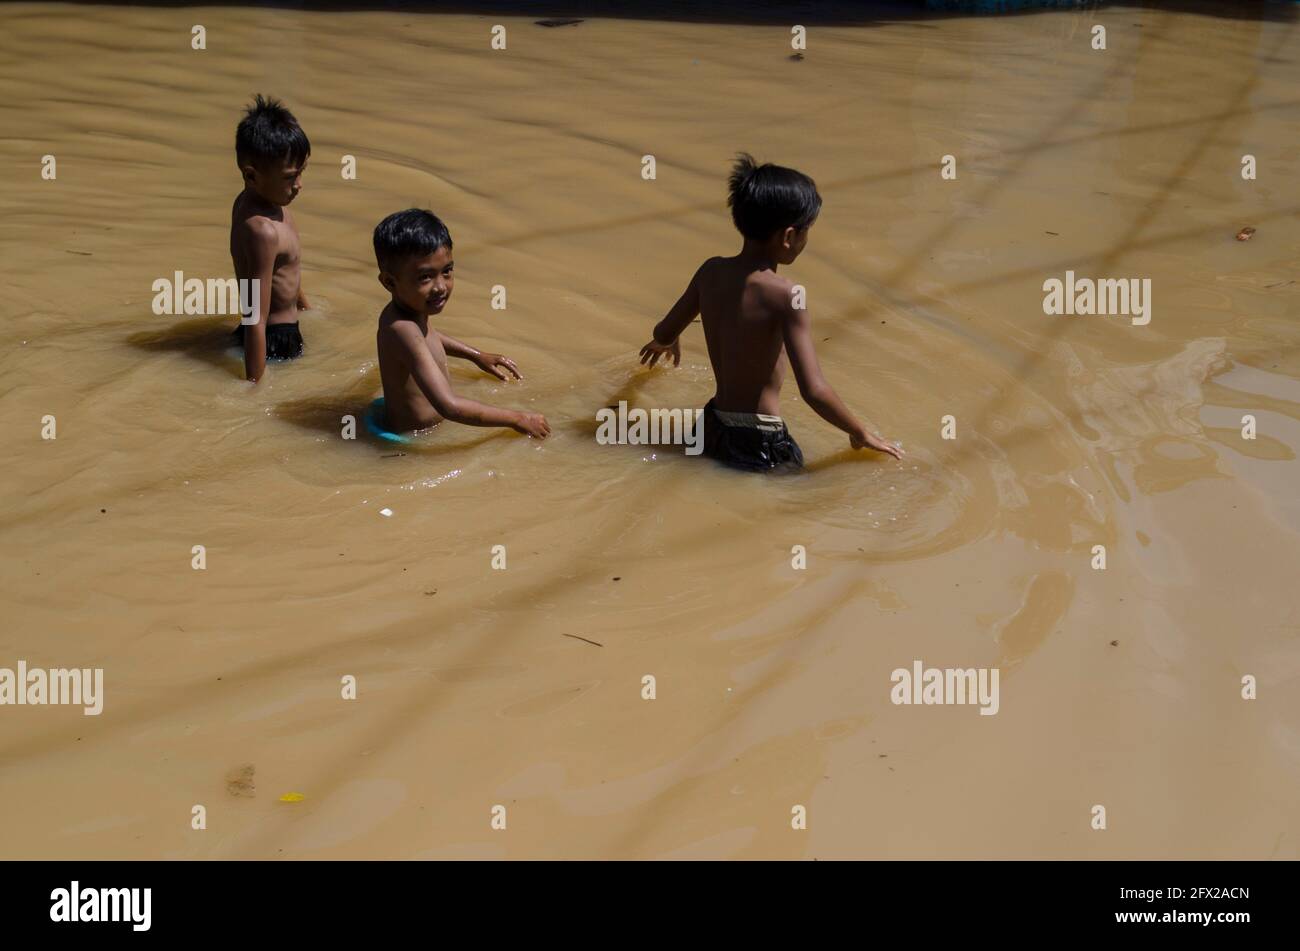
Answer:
[
  {"left": 474, "top": 351, "right": 523, "bottom": 381},
  {"left": 851, "top": 429, "right": 905, "bottom": 460},
  {"left": 639, "top": 338, "right": 680, "bottom": 368}
]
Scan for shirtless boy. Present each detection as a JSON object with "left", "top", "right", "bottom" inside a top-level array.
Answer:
[
  {"left": 639, "top": 153, "right": 903, "bottom": 471},
  {"left": 372, "top": 209, "right": 550, "bottom": 439},
  {"left": 230, "top": 94, "right": 310, "bottom": 382}
]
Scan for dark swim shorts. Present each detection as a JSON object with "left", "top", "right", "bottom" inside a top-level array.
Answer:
[
  {"left": 233, "top": 322, "right": 304, "bottom": 361},
  {"left": 701, "top": 398, "right": 804, "bottom": 472}
]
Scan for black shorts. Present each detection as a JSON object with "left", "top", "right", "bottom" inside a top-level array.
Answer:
[
  {"left": 233, "top": 322, "right": 304, "bottom": 361},
  {"left": 701, "top": 398, "right": 804, "bottom": 472}
]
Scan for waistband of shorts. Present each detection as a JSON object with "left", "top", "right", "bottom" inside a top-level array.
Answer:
[{"left": 706, "top": 400, "right": 785, "bottom": 432}]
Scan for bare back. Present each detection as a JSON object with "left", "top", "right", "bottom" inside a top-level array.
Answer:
[
  {"left": 643, "top": 231, "right": 904, "bottom": 460},
  {"left": 696, "top": 256, "right": 791, "bottom": 416}
]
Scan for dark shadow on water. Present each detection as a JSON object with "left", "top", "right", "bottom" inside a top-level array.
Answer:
[
  {"left": 274, "top": 389, "right": 510, "bottom": 453},
  {"left": 123, "top": 322, "right": 505, "bottom": 454},
  {"left": 611, "top": 367, "right": 888, "bottom": 474},
  {"left": 804, "top": 446, "right": 884, "bottom": 472},
  {"left": 801, "top": 437, "right": 931, "bottom": 472},
  {"left": 125, "top": 318, "right": 244, "bottom": 379},
  {"left": 576, "top": 367, "right": 708, "bottom": 466},
  {"left": 591, "top": 367, "right": 814, "bottom": 476},
  {"left": 580, "top": 368, "right": 656, "bottom": 439},
  {"left": 59, "top": 0, "right": 1298, "bottom": 23}
]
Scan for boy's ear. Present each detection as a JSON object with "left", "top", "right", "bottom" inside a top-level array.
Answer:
[
  {"left": 378, "top": 271, "right": 395, "bottom": 291},
  {"left": 240, "top": 163, "right": 258, "bottom": 186}
]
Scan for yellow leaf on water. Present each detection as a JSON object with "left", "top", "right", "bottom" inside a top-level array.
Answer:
[{"left": 279, "top": 792, "right": 305, "bottom": 803}]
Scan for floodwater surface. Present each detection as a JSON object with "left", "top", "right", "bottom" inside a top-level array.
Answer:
[{"left": 0, "top": 2, "right": 1297, "bottom": 858}]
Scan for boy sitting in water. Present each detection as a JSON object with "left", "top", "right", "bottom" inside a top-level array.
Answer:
[
  {"left": 639, "top": 153, "right": 903, "bottom": 471},
  {"left": 230, "top": 94, "right": 311, "bottom": 382},
  {"left": 372, "top": 209, "right": 550, "bottom": 438}
]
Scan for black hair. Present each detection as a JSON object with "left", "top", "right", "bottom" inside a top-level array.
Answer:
[
  {"left": 236, "top": 94, "right": 311, "bottom": 168},
  {"left": 727, "top": 152, "right": 821, "bottom": 241},
  {"left": 373, "top": 209, "right": 453, "bottom": 272}
]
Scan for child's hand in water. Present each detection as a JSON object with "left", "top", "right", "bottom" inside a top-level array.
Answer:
[
  {"left": 639, "top": 338, "right": 680, "bottom": 368},
  {"left": 512, "top": 411, "right": 551, "bottom": 439},
  {"left": 851, "top": 429, "right": 905, "bottom": 460},
  {"left": 473, "top": 351, "right": 523, "bottom": 381}
]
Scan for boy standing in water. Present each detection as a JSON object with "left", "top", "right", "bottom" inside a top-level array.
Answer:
[
  {"left": 230, "top": 95, "right": 311, "bottom": 382},
  {"left": 639, "top": 153, "right": 903, "bottom": 471},
  {"left": 372, "top": 209, "right": 550, "bottom": 438}
]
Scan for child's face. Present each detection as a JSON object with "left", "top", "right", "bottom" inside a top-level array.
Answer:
[
  {"left": 243, "top": 156, "right": 307, "bottom": 206},
  {"left": 383, "top": 246, "right": 454, "bottom": 316}
]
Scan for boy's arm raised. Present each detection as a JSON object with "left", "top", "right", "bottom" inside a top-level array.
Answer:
[
  {"left": 640, "top": 263, "right": 704, "bottom": 368},
  {"left": 394, "top": 322, "right": 549, "bottom": 438},
  {"left": 240, "top": 219, "right": 277, "bottom": 383},
  {"left": 781, "top": 296, "right": 903, "bottom": 459}
]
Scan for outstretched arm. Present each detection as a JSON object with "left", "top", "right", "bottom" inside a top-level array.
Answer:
[
  {"left": 438, "top": 331, "right": 522, "bottom": 381},
  {"left": 438, "top": 332, "right": 480, "bottom": 361},
  {"left": 395, "top": 323, "right": 548, "bottom": 437},
  {"left": 782, "top": 299, "right": 903, "bottom": 459},
  {"left": 640, "top": 264, "right": 703, "bottom": 368}
]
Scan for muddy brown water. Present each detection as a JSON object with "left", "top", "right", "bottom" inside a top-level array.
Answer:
[{"left": 0, "top": 3, "right": 1297, "bottom": 858}]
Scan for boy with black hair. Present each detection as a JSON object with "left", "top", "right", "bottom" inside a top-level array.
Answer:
[
  {"left": 640, "top": 153, "right": 903, "bottom": 471},
  {"left": 230, "top": 94, "right": 311, "bottom": 381},
  {"left": 372, "top": 209, "right": 550, "bottom": 439}
]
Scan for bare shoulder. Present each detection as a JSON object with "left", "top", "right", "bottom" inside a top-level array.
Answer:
[
  {"left": 378, "top": 308, "right": 423, "bottom": 347},
  {"left": 376, "top": 308, "right": 409, "bottom": 367},
  {"left": 693, "top": 255, "right": 724, "bottom": 285},
  {"left": 236, "top": 213, "right": 279, "bottom": 250},
  {"left": 751, "top": 269, "right": 798, "bottom": 315},
  {"left": 376, "top": 305, "right": 402, "bottom": 336}
]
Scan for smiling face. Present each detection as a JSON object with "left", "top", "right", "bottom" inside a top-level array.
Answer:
[
  {"left": 380, "top": 246, "right": 454, "bottom": 316},
  {"left": 243, "top": 155, "right": 307, "bottom": 206}
]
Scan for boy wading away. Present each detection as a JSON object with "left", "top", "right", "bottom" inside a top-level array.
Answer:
[
  {"left": 372, "top": 209, "right": 550, "bottom": 439},
  {"left": 230, "top": 94, "right": 311, "bottom": 382},
  {"left": 640, "top": 153, "right": 903, "bottom": 472}
]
